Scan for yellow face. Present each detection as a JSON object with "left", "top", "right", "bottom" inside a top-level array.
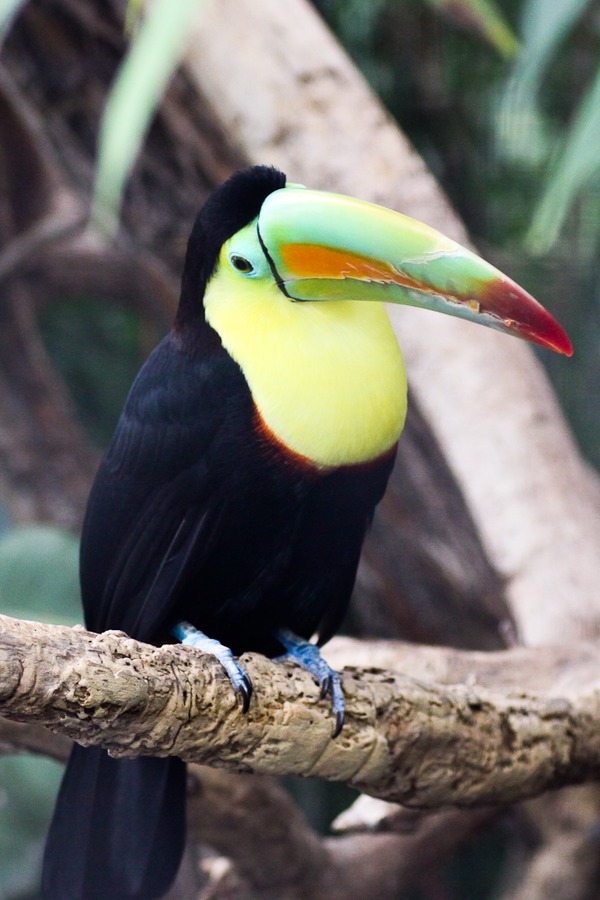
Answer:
[{"left": 203, "top": 227, "right": 407, "bottom": 468}]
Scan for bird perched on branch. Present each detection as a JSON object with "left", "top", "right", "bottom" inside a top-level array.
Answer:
[{"left": 42, "top": 165, "right": 571, "bottom": 899}]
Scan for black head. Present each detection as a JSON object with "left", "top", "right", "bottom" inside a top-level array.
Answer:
[{"left": 176, "top": 166, "right": 286, "bottom": 326}]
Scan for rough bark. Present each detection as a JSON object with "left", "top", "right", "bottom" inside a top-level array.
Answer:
[
  {"left": 2, "top": 614, "right": 600, "bottom": 810},
  {"left": 0, "top": 711, "right": 496, "bottom": 900}
]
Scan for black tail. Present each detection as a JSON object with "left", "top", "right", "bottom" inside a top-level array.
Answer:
[{"left": 42, "top": 745, "right": 186, "bottom": 899}]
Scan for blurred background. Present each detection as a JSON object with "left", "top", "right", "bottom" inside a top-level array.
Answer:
[{"left": 0, "top": 0, "right": 598, "bottom": 896}]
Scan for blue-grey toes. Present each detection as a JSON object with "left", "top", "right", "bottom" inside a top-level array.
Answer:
[
  {"left": 172, "top": 621, "right": 253, "bottom": 712},
  {"left": 274, "top": 628, "right": 345, "bottom": 737}
]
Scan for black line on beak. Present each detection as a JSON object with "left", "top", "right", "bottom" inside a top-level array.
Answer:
[{"left": 257, "top": 222, "right": 295, "bottom": 300}]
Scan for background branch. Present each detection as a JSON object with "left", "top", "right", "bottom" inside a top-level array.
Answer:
[{"left": 188, "top": 767, "right": 497, "bottom": 900}]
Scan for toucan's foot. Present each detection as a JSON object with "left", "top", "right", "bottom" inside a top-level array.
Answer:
[
  {"left": 274, "top": 628, "right": 344, "bottom": 737},
  {"left": 172, "top": 621, "right": 252, "bottom": 712}
]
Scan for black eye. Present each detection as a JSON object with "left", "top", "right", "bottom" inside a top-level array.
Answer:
[{"left": 231, "top": 255, "right": 254, "bottom": 274}]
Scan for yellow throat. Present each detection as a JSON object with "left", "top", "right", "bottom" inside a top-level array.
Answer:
[{"left": 203, "top": 251, "right": 407, "bottom": 468}]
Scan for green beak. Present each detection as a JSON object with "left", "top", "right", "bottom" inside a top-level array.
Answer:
[{"left": 258, "top": 187, "right": 572, "bottom": 356}]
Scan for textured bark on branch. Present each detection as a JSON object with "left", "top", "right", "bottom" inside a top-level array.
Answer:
[{"left": 2, "top": 613, "right": 600, "bottom": 809}]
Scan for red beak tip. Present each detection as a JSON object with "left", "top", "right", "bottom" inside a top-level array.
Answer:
[
  {"left": 545, "top": 321, "right": 573, "bottom": 357},
  {"left": 527, "top": 325, "right": 573, "bottom": 357}
]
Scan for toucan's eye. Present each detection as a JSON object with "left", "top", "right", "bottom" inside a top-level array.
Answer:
[{"left": 230, "top": 255, "right": 254, "bottom": 274}]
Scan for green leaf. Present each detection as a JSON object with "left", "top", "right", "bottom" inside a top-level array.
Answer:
[
  {"left": 496, "top": 0, "right": 592, "bottom": 164},
  {"left": 423, "top": 0, "right": 519, "bottom": 58},
  {"left": 518, "top": 0, "right": 591, "bottom": 93},
  {"left": 124, "top": 0, "right": 145, "bottom": 37},
  {"left": 0, "top": 525, "right": 81, "bottom": 625},
  {"left": 92, "top": 0, "right": 206, "bottom": 234},
  {"left": 527, "top": 65, "right": 600, "bottom": 253}
]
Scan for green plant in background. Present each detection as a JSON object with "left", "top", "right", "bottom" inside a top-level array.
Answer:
[
  {"left": 39, "top": 297, "right": 149, "bottom": 448},
  {"left": 0, "top": 756, "right": 63, "bottom": 900},
  {"left": 0, "top": 525, "right": 81, "bottom": 625},
  {"left": 496, "top": 0, "right": 591, "bottom": 166},
  {"left": 89, "top": 0, "right": 517, "bottom": 231},
  {"left": 421, "top": 0, "right": 520, "bottom": 56},
  {"left": 5, "top": 0, "right": 593, "bottom": 258},
  {"left": 0, "top": 0, "right": 27, "bottom": 44},
  {"left": 318, "top": 0, "right": 600, "bottom": 255},
  {"left": 92, "top": 0, "right": 206, "bottom": 234},
  {"left": 0, "top": 526, "right": 80, "bottom": 899},
  {"left": 496, "top": 0, "right": 600, "bottom": 254}
]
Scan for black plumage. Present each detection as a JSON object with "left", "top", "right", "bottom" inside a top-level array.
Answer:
[{"left": 42, "top": 166, "right": 396, "bottom": 899}]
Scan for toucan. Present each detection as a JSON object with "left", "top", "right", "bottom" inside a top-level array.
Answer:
[{"left": 42, "top": 165, "right": 571, "bottom": 899}]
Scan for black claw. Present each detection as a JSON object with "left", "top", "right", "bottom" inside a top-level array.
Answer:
[
  {"left": 239, "top": 686, "right": 250, "bottom": 714},
  {"left": 271, "top": 629, "right": 344, "bottom": 738},
  {"left": 332, "top": 708, "right": 345, "bottom": 739},
  {"left": 319, "top": 675, "right": 331, "bottom": 700},
  {"left": 238, "top": 674, "right": 253, "bottom": 713}
]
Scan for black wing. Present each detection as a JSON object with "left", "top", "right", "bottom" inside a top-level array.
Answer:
[{"left": 80, "top": 332, "right": 252, "bottom": 643}]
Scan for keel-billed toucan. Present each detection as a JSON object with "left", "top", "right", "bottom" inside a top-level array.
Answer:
[{"left": 42, "top": 166, "right": 571, "bottom": 899}]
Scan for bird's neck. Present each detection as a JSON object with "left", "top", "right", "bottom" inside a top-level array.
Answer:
[{"left": 202, "top": 272, "right": 407, "bottom": 467}]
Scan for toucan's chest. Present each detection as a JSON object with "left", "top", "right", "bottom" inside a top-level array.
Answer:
[{"left": 203, "top": 272, "right": 407, "bottom": 467}]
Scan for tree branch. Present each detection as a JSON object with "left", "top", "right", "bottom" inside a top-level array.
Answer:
[
  {"left": 186, "top": 766, "right": 497, "bottom": 900},
  {"left": 2, "top": 613, "right": 599, "bottom": 809}
]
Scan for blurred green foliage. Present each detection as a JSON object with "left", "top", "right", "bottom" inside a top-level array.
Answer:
[
  {"left": 0, "top": 525, "right": 81, "bottom": 625},
  {"left": 0, "top": 0, "right": 26, "bottom": 43},
  {"left": 39, "top": 297, "right": 154, "bottom": 447},
  {"left": 0, "top": 756, "right": 63, "bottom": 900},
  {"left": 422, "top": 0, "right": 520, "bottom": 57},
  {"left": 93, "top": 0, "right": 206, "bottom": 233},
  {"left": 0, "top": 525, "right": 81, "bottom": 898},
  {"left": 497, "top": 0, "right": 600, "bottom": 252}
]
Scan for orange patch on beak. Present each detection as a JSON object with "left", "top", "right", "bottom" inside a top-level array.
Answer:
[{"left": 280, "top": 243, "right": 425, "bottom": 291}]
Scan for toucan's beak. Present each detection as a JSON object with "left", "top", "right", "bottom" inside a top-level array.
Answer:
[{"left": 258, "top": 187, "right": 573, "bottom": 356}]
